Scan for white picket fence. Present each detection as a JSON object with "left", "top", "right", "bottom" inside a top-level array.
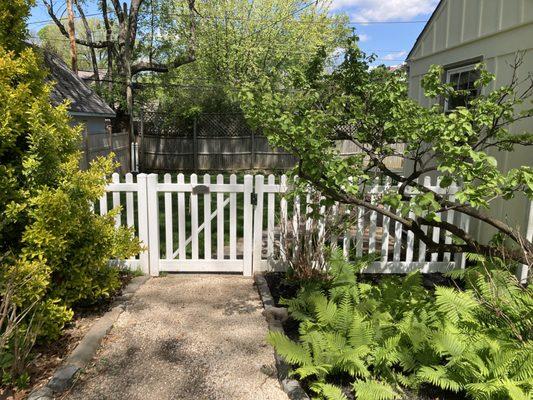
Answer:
[{"left": 101, "top": 173, "right": 469, "bottom": 276}]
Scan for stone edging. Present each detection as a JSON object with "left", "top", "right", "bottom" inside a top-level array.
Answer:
[
  {"left": 254, "top": 273, "right": 310, "bottom": 400},
  {"left": 27, "top": 275, "right": 150, "bottom": 400}
]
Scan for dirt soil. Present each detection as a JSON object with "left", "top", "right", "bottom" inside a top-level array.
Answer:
[{"left": 63, "top": 274, "right": 287, "bottom": 400}]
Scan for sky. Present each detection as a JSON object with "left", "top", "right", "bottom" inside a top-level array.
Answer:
[{"left": 27, "top": 0, "right": 440, "bottom": 67}]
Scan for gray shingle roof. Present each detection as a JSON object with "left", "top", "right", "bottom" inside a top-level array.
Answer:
[{"left": 43, "top": 49, "right": 115, "bottom": 118}]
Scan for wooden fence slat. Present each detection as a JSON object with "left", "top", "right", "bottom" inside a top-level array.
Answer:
[
  {"left": 418, "top": 176, "right": 431, "bottom": 262},
  {"left": 368, "top": 180, "right": 378, "bottom": 253},
  {"left": 267, "top": 175, "right": 275, "bottom": 258},
  {"left": 164, "top": 173, "right": 173, "bottom": 259},
  {"left": 177, "top": 173, "right": 186, "bottom": 260},
  {"left": 229, "top": 174, "right": 237, "bottom": 259},
  {"left": 393, "top": 182, "right": 403, "bottom": 261},
  {"left": 253, "top": 175, "right": 265, "bottom": 271},
  {"left": 431, "top": 177, "right": 442, "bottom": 262},
  {"left": 381, "top": 177, "right": 391, "bottom": 262},
  {"left": 112, "top": 173, "right": 121, "bottom": 227},
  {"left": 125, "top": 173, "right": 134, "bottom": 228},
  {"left": 99, "top": 180, "right": 108, "bottom": 216},
  {"left": 146, "top": 174, "right": 160, "bottom": 276},
  {"left": 203, "top": 174, "right": 212, "bottom": 260},
  {"left": 191, "top": 174, "right": 199, "bottom": 259},
  {"left": 356, "top": 206, "right": 364, "bottom": 257},
  {"left": 216, "top": 174, "right": 225, "bottom": 260},
  {"left": 243, "top": 175, "right": 253, "bottom": 276},
  {"left": 280, "top": 175, "right": 288, "bottom": 261},
  {"left": 136, "top": 173, "right": 150, "bottom": 274},
  {"left": 443, "top": 185, "right": 456, "bottom": 262}
]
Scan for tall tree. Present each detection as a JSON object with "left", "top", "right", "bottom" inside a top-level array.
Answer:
[{"left": 43, "top": 0, "right": 198, "bottom": 138}]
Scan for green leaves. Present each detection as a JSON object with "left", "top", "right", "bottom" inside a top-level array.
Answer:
[{"left": 352, "top": 380, "right": 399, "bottom": 400}]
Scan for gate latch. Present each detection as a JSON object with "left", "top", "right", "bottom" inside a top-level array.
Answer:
[{"left": 192, "top": 185, "right": 210, "bottom": 195}]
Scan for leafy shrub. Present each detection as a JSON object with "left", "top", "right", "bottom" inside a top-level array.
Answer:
[
  {"left": 0, "top": 0, "right": 140, "bottom": 385},
  {"left": 268, "top": 251, "right": 533, "bottom": 400}
]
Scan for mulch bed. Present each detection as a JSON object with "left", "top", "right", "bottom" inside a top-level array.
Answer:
[
  {"left": 263, "top": 271, "right": 467, "bottom": 400},
  {"left": 0, "top": 271, "right": 135, "bottom": 400}
]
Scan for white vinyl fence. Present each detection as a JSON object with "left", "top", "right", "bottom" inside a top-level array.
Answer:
[{"left": 101, "top": 173, "right": 470, "bottom": 276}]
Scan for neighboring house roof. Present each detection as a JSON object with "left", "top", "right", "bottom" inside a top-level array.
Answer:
[
  {"left": 42, "top": 49, "right": 115, "bottom": 118},
  {"left": 406, "top": 0, "right": 445, "bottom": 61}
]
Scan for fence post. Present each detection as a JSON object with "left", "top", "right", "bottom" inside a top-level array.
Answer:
[
  {"left": 251, "top": 129, "right": 255, "bottom": 170},
  {"left": 136, "top": 173, "right": 150, "bottom": 275},
  {"left": 253, "top": 175, "right": 265, "bottom": 273},
  {"left": 146, "top": 173, "right": 160, "bottom": 276},
  {"left": 139, "top": 109, "right": 145, "bottom": 172},
  {"left": 243, "top": 175, "right": 254, "bottom": 276},
  {"left": 193, "top": 117, "right": 198, "bottom": 172},
  {"left": 455, "top": 211, "right": 471, "bottom": 270}
]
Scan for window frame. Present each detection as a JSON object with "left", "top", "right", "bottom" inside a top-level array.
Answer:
[{"left": 443, "top": 63, "right": 480, "bottom": 112}]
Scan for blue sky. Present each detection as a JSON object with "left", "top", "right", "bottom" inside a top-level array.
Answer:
[{"left": 27, "top": 0, "right": 440, "bottom": 67}]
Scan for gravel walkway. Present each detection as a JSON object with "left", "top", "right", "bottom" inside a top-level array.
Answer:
[{"left": 65, "top": 275, "right": 287, "bottom": 400}]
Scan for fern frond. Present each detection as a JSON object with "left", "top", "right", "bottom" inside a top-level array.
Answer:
[
  {"left": 434, "top": 286, "right": 478, "bottom": 323},
  {"left": 417, "top": 365, "right": 462, "bottom": 392},
  {"left": 310, "top": 382, "right": 348, "bottom": 400},
  {"left": 267, "top": 331, "right": 312, "bottom": 366},
  {"left": 293, "top": 364, "right": 331, "bottom": 379},
  {"left": 352, "top": 379, "right": 399, "bottom": 400}
]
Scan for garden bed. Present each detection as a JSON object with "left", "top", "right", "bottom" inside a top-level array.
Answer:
[
  {"left": 262, "top": 271, "right": 470, "bottom": 400},
  {"left": 0, "top": 270, "right": 137, "bottom": 400}
]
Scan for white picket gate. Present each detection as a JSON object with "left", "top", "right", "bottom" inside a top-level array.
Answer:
[{"left": 101, "top": 173, "right": 469, "bottom": 277}]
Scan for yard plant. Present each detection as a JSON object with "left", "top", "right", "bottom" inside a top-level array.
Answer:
[
  {"left": 241, "top": 35, "right": 533, "bottom": 270},
  {"left": 0, "top": 0, "right": 139, "bottom": 386},
  {"left": 269, "top": 251, "right": 533, "bottom": 400}
]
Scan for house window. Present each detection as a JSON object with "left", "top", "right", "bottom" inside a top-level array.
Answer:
[{"left": 444, "top": 64, "right": 480, "bottom": 112}]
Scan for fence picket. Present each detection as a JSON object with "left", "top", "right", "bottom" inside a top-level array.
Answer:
[
  {"left": 368, "top": 180, "right": 378, "bottom": 253},
  {"left": 99, "top": 185, "right": 108, "bottom": 216},
  {"left": 381, "top": 177, "right": 391, "bottom": 262},
  {"left": 136, "top": 173, "right": 149, "bottom": 274},
  {"left": 393, "top": 182, "right": 403, "bottom": 261},
  {"left": 111, "top": 173, "right": 121, "bottom": 227},
  {"left": 164, "top": 174, "right": 173, "bottom": 259},
  {"left": 243, "top": 175, "right": 253, "bottom": 276},
  {"left": 216, "top": 174, "right": 225, "bottom": 260},
  {"left": 229, "top": 174, "right": 237, "bottom": 259},
  {"left": 253, "top": 175, "right": 265, "bottom": 272},
  {"left": 191, "top": 174, "right": 199, "bottom": 259},
  {"left": 431, "top": 177, "right": 442, "bottom": 262},
  {"left": 125, "top": 173, "right": 134, "bottom": 228},
  {"left": 443, "top": 185, "right": 456, "bottom": 262},
  {"left": 147, "top": 174, "right": 160, "bottom": 276},
  {"left": 418, "top": 176, "right": 431, "bottom": 262},
  {"left": 280, "top": 175, "right": 288, "bottom": 261},
  {"left": 177, "top": 173, "right": 186, "bottom": 260},
  {"left": 356, "top": 206, "right": 364, "bottom": 257},
  {"left": 267, "top": 175, "right": 275, "bottom": 258},
  {"left": 204, "top": 174, "right": 212, "bottom": 260}
]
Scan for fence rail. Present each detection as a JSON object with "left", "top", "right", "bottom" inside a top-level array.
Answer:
[{"left": 100, "top": 173, "right": 469, "bottom": 276}]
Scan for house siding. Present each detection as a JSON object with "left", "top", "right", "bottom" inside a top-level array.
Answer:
[{"left": 407, "top": 0, "right": 533, "bottom": 243}]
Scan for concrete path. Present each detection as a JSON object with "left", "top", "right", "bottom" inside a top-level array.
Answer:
[{"left": 65, "top": 275, "right": 287, "bottom": 400}]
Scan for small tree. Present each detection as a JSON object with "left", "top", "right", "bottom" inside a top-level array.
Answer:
[{"left": 241, "top": 37, "right": 533, "bottom": 269}]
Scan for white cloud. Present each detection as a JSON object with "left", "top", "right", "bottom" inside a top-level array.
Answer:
[
  {"left": 358, "top": 33, "right": 370, "bottom": 42},
  {"left": 381, "top": 50, "right": 407, "bottom": 61},
  {"left": 330, "top": 0, "right": 438, "bottom": 22}
]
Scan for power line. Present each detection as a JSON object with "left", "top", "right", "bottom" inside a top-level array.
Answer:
[{"left": 28, "top": 8, "right": 428, "bottom": 27}]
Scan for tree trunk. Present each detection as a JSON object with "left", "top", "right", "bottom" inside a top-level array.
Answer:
[{"left": 66, "top": 0, "right": 78, "bottom": 73}]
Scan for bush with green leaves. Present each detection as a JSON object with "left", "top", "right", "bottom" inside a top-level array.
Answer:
[
  {"left": 268, "top": 251, "right": 532, "bottom": 400},
  {"left": 0, "top": 0, "right": 140, "bottom": 385}
]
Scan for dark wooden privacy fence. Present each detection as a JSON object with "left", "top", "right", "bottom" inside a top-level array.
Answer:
[
  {"left": 139, "top": 112, "right": 297, "bottom": 172},
  {"left": 81, "top": 131, "right": 130, "bottom": 173},
  {"left": 138, "top": 112, "right": 403, "bottom": 172}
]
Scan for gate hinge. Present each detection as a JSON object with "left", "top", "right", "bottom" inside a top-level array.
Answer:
[{"left": 251, "top": 193, "right": 257, "bottom": 206}]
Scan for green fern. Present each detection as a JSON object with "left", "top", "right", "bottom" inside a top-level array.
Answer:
[{"left": 352, "top": 379, "right": 399, "bottom": 400}]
